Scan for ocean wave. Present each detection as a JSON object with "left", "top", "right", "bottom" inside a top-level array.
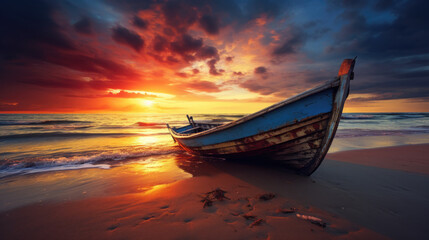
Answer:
[
  {"left": 376, "top": 113, "right": 429, "bottom": 119},
  {"left": 0, "top": 120, "right": 92, "bottom": 126},
  {"left": 415, "top": 125, "right": 429, "bottom": 129},
  {"left": 0, "top": 147, "right": 181, "bottom": 178},
  {"left": 336, "top": 128, "right": 429, "bottom": 138},
  {"left": 0, "top": 163, "right": 111, "bottom": 178},
  {"left": 341, "top": 115, "right": 375, "bottom": 120},
  {"left": 0, "top": 132, "right": 140, "bottom": 140}
]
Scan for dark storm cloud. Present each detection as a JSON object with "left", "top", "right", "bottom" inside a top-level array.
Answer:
[
  {"left": 161, "top": 0, "right": 198, "bottom": 33},
  {"left": 326, "top": 0, "right": 429, "bottom": 101},
  {"left": 272, "top": 29, "right": 307, "bottom": 56},
  {"left": 106, "top": 0, "right": 288, "bottom": 34},
  {"left": 50, "top": 53, "right": 139, "bottom": 78},
  {"left": 170, "top": 34, "right": 203, "bottom": 56},
  {"left": 199, "top": 15, "right": 220, "bottom": 35},
  {"left": 373, "top": 0, "right": 396, "bottom": 11},
  {"left": 327, "top": 0, "right": 368, "bottom": 9},
  {"left": 0, "top": 0, "right": 75, "bottom": 60},
  {"left": 20, "top": 77, "right": 88, "bottom": 89},
  {"left": 244, "top": 0, "right": 281, "bottom": 19},
  {"left": 197, "top": 46, "right": 219, "bottom": 60},
  {"left": 254, "top": 66, "right": 267, "bottom": 74},
  {"left": 207, "top": 59, "right": 221, "bottom": 76},
  {"left": 73, "top": 17, "right": 93, "bottom": 35},
  {"left": 104, "top": 0, "right": 155, "bottom": 13},
  {"left": 331, "top": 0, "right": 429, "bottom": 58},
  {"left": 132, "top": 16, "right": 148, "bottom": 29},
  {"left": 112, "top": 25, "right": 144, "bottom": 52},
  {"left": 169, "top": 34, "right": 220, "bottom": 63},
  {"left": 152, "top": 35, "right": 169, "bottom": 52},
  {"left": 0, "top": 0, "right": 139, "bottom": 85}
]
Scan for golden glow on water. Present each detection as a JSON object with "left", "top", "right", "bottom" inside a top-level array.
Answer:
[
  {"left": 0, "top": 155, "right": 193, "bottom": 211},
  {"left": 129, "top": 157, "right": 184, "bottom": 174},
  {"left": 132, "top": 135, "right": 162, "bottom": 146}
]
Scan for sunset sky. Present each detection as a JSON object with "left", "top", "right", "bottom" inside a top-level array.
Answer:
[{"left": 1, "top": 0, "right": 428, "bottom": 113}]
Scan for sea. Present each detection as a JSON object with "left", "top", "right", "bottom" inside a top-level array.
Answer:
[{"left": 1, "top": 113, "right": 428, "bottom": 178}]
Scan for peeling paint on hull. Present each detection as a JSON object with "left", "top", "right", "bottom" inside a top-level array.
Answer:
[{"left": 168, "top": 59, "right": 356, "bottom": 175}]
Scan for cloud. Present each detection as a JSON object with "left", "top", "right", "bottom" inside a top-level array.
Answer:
[
  {"left": 104, "top": 90, "right": 156, "bottom": 98},
  {"left": 199, "top": 15, "right": 220, "bottom": 35},
  {"left": 175, "top": 72, "right": 188, "bottom": 78},
  {"left": 197, "top": 46, "right": 219, "bottom": 60},
  {"left": 272, "top": 28, "right": 306, "bottom": 56},
  {"left": 373, "top": 0, "right": 396, "bottom": 11},
  {"left": 327, "top": 0, "right": 369, "bottom": 9},
  {"left": 0, "top": 0, "right": 75, "bottom": 60},
  {"left": 207, "top": 59, "right": 222, "bottom": 76},
  {"left": 152, "top": 35, "right": 169, "bottom": 52},
  {"left": 132, "top": 16, "right": 148, "bottom": 29},
  {"left": 240, "top": 79, "right": 275, "bottom": 95},
  {"left": 161, "top": 0, "right": 198, "bottom": 33},
  {"left": 184, "top": 81, "right": 221, "bottom": 92},
  {"left": 20, "top": 77, "right": 88, "bottom": 89},
  {"left": 254, "top": 66, "right": 267, "bottom": 74},
  {"left": 325, "top": 0, "right": 429, "bottom": 101},
  {"left": 170, "top": 34, "right": 203, "bottom": 60},
  {"left": 73, "top": 17, "right": 93, "bottom": 35},
  {"left": 112, "top": 25, "right": 144, "bottom": 52}
]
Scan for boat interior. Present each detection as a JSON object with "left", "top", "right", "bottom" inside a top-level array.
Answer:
[
  {"left": 172, "top": 122, "right": 221, "bottom": 135},
  {"left": 171, "top": 115, "right": 222, "bottom": 135}
]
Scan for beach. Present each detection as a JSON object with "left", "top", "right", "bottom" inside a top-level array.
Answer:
[
  {"left": 1, "top": 113, "right": 429, "bottom": 239},
  {"left": 1, "top": 144, "right": 428, "bottom": 239}
]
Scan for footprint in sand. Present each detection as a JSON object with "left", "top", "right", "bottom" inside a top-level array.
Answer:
[{"left": 107, "top": 224, "right": 118, "bottom": 231}]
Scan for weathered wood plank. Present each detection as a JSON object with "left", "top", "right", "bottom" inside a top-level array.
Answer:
[
  {"left": 193, "top": 124, "right": 326, "bottom": 156},
  {"left": 274, "top": 140, "right": 322, "bottom": 155},
  {"left": 192, "top": 113, "right": 329, "bottom": 151}
]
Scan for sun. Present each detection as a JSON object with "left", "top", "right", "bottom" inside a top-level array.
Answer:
[{"left": 141, "top": 100, "right": 155, "bottom": 107}]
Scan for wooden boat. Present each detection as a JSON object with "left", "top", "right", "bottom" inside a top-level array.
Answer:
[{"left": 167, "top": 58, "right": 356, "bottom": 175}]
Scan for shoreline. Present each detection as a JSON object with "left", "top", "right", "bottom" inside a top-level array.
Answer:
[{"left": 1, "top": 144, "right": 428, "bottom": 239}]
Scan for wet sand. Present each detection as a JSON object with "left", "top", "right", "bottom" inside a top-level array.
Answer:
[
  {"left": 327, "top": 144, "right": 429, "bottom": 174},
  {"left": 1, "top": 144, "right": 428, "bottom": 239}
]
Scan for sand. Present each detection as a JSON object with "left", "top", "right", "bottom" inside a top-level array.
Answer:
[
  {"left": 327, "top": 144, "right": 429, "bottom": 174},
  {"left": 1, "top": 144, "right": 428, "bottom": 239}
]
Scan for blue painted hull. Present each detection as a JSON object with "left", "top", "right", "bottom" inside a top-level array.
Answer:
[{"left": 168, "top": 59, "right": 356, "bottom": 175}]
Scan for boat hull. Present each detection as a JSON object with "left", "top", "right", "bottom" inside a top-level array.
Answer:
[{"left": 168, "top": 59, "right": 355, "bottom": 175}]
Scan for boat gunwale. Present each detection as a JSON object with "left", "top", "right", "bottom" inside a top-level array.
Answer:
[
  {"left": 169, "top": 77, "right": 340, "bottom": 139},
  {"left": 186, "top": 112, "right": 330, "bottom": 151}
]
